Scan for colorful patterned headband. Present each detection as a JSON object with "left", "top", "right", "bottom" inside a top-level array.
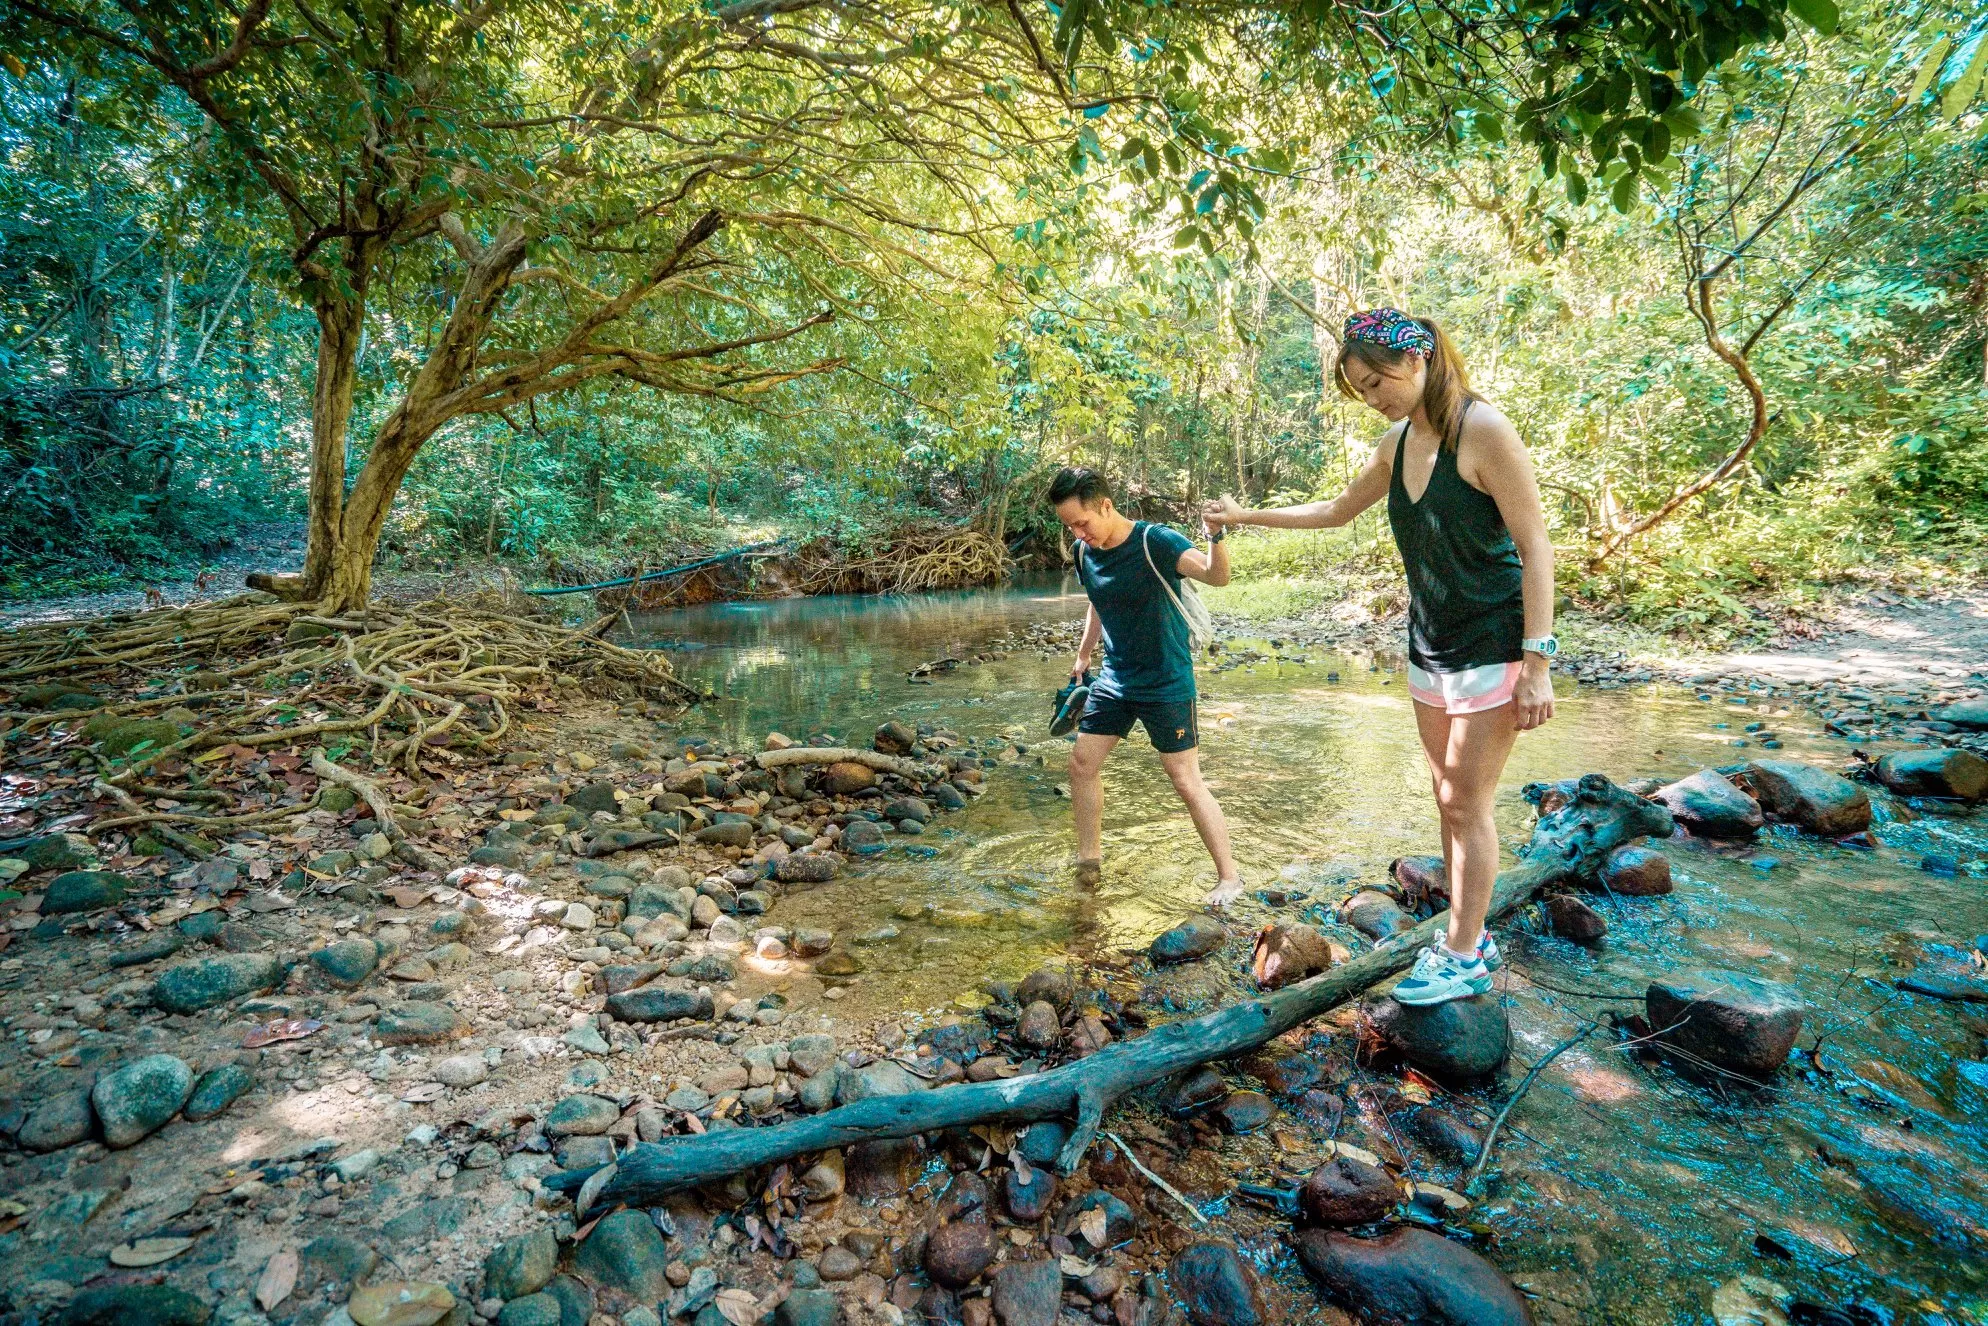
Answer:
[{"left": 1343, "top": 307, "right": 1434, "bottom": 358}]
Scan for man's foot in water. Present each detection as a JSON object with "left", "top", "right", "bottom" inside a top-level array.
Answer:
[
  {"left": 1075, "top": 859, "right": 1102, "bottom": 887},
  {"left": 1204, "top": 876, "right": 1246, "bottom": 907}
]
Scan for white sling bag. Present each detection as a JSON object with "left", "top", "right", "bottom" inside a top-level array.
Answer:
[{"left": 1141, "top": 525, "right": 1215, "bottom": 655}]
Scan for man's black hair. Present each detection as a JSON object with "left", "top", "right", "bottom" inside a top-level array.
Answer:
[{"left": 1047, "top": 466, "right": 1111, "bottom": 507}]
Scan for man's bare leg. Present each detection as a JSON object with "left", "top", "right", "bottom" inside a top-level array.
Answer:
[
  {"left": 1068, "top": 732, "right": 1119, "bottom": 883},
  {"left": 1159, "top": 746, "right": 1243, "bottom": 905}
]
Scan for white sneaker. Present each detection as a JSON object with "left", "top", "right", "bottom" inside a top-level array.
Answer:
[
  {"left": 1477, "top": 931, "right": 1502, "bottom": 973},
  {"left": 1392, "top": 944, "right": 1492, "bottom": 1006}
]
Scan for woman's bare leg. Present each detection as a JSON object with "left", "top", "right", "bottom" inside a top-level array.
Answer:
[{"left": 1414, "top": 700, "right": 1519, "bottom": 953}]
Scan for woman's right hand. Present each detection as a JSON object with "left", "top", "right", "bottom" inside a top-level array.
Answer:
[{"left": 1203, "top": 495, "right": 1245, "bottom": 527}]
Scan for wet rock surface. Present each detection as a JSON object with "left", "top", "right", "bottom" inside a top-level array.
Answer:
[
  {"left": 1597, "top": 843, "right": 1672, "bottom": 895},
  {"left": 1295, "top": 1226, "right": 1536, "bottom": 1325},
  {"left": 1647, "top": 969, "right": 1805, "bottom": 1079},
  {"left": 1732, "top": 759, "right": 1872, "bottom": 835},
  {"left": 1300, "top": 1154, "right": 1401, "bottom": 1226},
  {"left": 1653, "top": 769, "right": 1763, "bottom": 839},
  {"left": 1368, "top": 993, "right": 1511, "bottom": 1081},
  {"left": 1168, "top": 1241, "right": 1266, "bottom": 1326},
  {"left": 1150, "top": 916, "right": 1226, "bottom": 964}
]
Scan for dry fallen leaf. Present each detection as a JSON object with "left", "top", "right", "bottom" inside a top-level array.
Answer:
[
  {"left": 256, "top": 1247, "right": 298, "bottom": 1311},
  {"left": 576, "top": 1161, "right": 618, "bottom": 1218},
  {"left": 243, "top": 1018, "right": 323, "bottom": 1048},
  {"left": 398, "top": 1082, "right": 446, "bottom": 1103},
  {"left": 1058, "top": 1254, "right": 1097, "bottom": 1276},
  {"left": 713, "top": 1288, "right": 762, "bottom": 1326},
  {"left": 109, "top": 1236, "right": 196, "bottom": 1267},
  {"left": 1078, "top": 1207, "right": 1109, "bottom": 1248}
]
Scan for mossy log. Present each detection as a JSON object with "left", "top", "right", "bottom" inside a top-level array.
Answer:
[{"left": 560, "top": 775, "right": 1670, "bottom": 1213}]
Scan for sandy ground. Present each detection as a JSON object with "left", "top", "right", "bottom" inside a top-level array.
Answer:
[{"left": 1654, "top": 588, "right": 1988, "bottom": 688}]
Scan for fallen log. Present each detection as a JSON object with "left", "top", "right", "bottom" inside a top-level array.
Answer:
[
  {"left": 752, "top": 746, "right": 939, "bottom": 781},
  {"left": 573, "top": 774, "right": 1669, "bottom": 1211}
]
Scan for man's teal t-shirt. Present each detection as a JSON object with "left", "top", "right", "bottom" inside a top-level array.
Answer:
[{"left": 1076, "top": 521, "right": 1197, "bottom": 702}]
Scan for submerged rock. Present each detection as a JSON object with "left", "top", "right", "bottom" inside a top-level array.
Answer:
[
  {"left": 1733, "top": 760, "right": 1871, "bottom": 836},
  {"left": 1653, "top": 770, "right": 1761, "bottom": 839},
  {"left": 1597, "top": 844, "right": 1672, "bottom": 896},
  {"left": 1294, "top": 1227, "right": 1535, "bottom": 1325},
  {"left": 1150, "top": 917, "right": 1225, "bottom": 965},
  {"left": 1168, "top": 1241, "right": 1266, "bottom": 1326},
  {"left": 1542, "top": 893, "right": 1607, "bottom": 943},
  {"left": 1161, "top": 1065, "right": 1230, "bottom": 1118},
  {"left": 1367, "top": 994, "right": 1509, "bottom": 1082},
  {"left": 1876, "top": 748, "right": 1988, "bottom": 802},
  {"left": 1646, "top": 970, "right": 1804, "bottom": 1080},
  {"left": 1389, "top": 855, "right": 1450, "bottom": 912},
  {"left": 1340, "top": 890, "right": 1414, "bottom": 941}
]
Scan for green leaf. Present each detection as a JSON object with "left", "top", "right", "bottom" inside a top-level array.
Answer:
[
  {"left": 1473, "top": 112, "right": 1504, "bottom": 143},
  {"left": 1785, "top": 0, "right": 1838, "bottom": 36},
  {"left": 1565, "top": 172, "right": 1589, "bottom": 205},
  {"left": 1944, "top": 35, "right": 1988, "bottom": 118},
  {"left": 1119, "top": 135, "right": 1147, "bottom": 161},
  {"left": 1610, "top": 174, "right": 1636, "bottom": 213},
  {"left": 1911, "top": 37, "right": 1951, "bottom": 101},
  {"left": 1083, "top": 103, "right": 1111, "bottom": 120},
  {"left": 1173, "top": 224, "right": 1203, "bottom": 250}
]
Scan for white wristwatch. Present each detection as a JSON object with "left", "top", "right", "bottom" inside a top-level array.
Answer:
[{"left": 1522, "top": 635, "right": 1559, "bottom": 657}]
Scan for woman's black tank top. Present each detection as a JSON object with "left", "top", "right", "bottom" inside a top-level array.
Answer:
[{"left": 1385, "top": 402, "right": 1525, "bottom": 673}]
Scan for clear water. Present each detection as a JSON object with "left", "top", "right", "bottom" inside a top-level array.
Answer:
[{"left": 632, "top": 577, "right": 1988, "bottom": 1325}]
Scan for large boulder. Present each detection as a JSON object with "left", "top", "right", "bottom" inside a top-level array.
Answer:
[
  {"left": 1732, "top": 760, "right": 1871, "bottom": 836},
  {"left": 1875, "top": 749, "right": 1988, "bottom": 803},
  {"left": 1366, "top": 994, "right": 1509, "bottom": 1082},
  {"left": 1294, "top": 1227, "right": 1535, "bottom": 1325},
  {"left": 1652, "top": 770, "right": 1762, "bottom": 839},
  {"left": 1646, "top": 970, "right": 1804, "bottom": 1080}
]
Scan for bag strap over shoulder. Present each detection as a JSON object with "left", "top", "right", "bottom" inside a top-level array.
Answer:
[{"left": 1141, "top": 525, "right": 1193, "bottom": 625}]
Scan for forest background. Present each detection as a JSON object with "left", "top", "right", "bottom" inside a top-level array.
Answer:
[{"left": 3, "top": 0, "right": 1985, "bottom": 642}]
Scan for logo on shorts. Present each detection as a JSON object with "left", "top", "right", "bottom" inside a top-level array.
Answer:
[{"left": 1175, "top": 728, "right": 1186, "bottom": 739}]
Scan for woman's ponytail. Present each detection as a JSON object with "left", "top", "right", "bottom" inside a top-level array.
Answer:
[{"left": 1415, "top": 317, "right": 1479, "bottom": 452}]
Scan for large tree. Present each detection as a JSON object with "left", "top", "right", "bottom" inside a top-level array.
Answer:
[{"left": 15, "top": 0, "right": 1828, "bottom": 610}]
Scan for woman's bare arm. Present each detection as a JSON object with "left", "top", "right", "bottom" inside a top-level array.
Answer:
[{"left": 1207, "top": 435, "right": 1393, "bottom": 530}]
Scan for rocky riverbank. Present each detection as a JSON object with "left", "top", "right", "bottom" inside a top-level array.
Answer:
[{"left": 5, "top": 590, "right": 1988, "bottom": 1326}]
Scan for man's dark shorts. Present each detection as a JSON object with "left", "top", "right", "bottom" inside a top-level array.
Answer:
[{"left": 1078, "top": 693, "right": 1198, "bottom": 753}]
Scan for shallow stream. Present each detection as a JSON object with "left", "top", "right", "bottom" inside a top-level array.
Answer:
[{"left": 633, "top": 577, "right": 1988, "bottom": 1325}]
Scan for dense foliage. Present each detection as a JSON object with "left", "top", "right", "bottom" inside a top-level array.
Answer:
[{"left": 2, "top": 0, "right": 1983, "bottom": 634}]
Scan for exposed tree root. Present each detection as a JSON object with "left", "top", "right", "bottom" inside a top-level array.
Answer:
[
  {"left": 0, "top": 595, "right": 693, "bottom": 841},
  {"left": 550, "top": 775, "right": 1673, "bottom": 1212}
]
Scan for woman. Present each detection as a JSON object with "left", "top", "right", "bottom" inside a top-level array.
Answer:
[{"left": 1205, "top": 308, "right": 1557, "bottom": 1006}]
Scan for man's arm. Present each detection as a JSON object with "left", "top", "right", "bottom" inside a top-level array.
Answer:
[
  {"left": 1071, "top": 604, "right": 1103, "bottom": 679},
  {"left": 1175, "top": 529, "right": 1230, "bottom": 587}
]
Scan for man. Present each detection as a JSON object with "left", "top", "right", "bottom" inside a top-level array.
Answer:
[{"left": 1049, "top": 467, "right": 1245, "bottom": 906}]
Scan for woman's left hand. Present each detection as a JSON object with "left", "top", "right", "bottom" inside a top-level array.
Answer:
[{"left": 1514, "top": 658, "right": 1555, "bottom": 731}]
